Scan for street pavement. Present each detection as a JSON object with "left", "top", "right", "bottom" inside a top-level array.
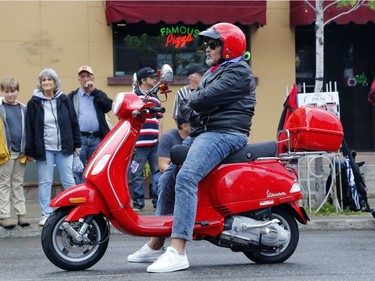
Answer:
[{"left": 1, "top": 199, "right": 375, "bottom": 238}]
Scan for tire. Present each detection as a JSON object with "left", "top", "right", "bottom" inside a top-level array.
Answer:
[
  {"left": 244, "top": 208, "right": 299, "bottom": 264},
  {"left": 41, "top": 207, "right": 109, "bottom": 271}
]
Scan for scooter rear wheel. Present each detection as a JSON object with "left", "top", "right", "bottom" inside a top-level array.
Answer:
[
  {"left": 243, "top": 208, "right": 299, "bottom": 263},
  {"left": 41, "top": 207, "right": 109, "bottom": 271}
]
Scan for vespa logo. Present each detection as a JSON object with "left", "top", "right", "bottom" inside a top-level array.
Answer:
[{"left": 266, "top": 190, "right": 287, "bottom": 198}]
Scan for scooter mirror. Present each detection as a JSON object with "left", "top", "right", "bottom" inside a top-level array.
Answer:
[
  {"left": 131, "top": 72, "right": 138, "bottom": 91},
  {"left": 160, "top": 64, "right": 173, "bottom": 83}
]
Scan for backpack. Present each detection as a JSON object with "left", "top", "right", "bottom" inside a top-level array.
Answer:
[{"left": 326, "top": 140, "right": 370, "bottom": 212}]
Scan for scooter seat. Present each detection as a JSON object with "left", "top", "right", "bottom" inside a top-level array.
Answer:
[{"left": 170, "top": 141, "right": 277, "bottom": 165}]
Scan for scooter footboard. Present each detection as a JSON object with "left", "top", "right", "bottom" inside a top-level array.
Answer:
[{"left": 49, "top": 183, "right": 112, "bottom": 222}]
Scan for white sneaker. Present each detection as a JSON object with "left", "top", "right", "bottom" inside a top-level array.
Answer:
[
  {"left": 147, "top": 246, "right": 189, "bottom": 273},
  {"left": 39, "top": 215, "right": 49, "bottom": 227},
  {"left": 127, "top": 243, "right": 164, "bottom": 263}
]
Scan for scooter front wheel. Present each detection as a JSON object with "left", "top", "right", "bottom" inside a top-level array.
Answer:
[
  {"left": 41, "top": 207, "right": 110, "bottom": 271},
  {"left": 243, "top": 208, "right": 299, "bottom": 264}
]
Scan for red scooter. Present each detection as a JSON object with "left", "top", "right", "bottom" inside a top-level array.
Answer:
[{"left": 41, "top": 65, "right": 320, "bottom": 271}]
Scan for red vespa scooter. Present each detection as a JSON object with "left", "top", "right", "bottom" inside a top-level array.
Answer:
[{"left": 41, "top": 64, "right": 316, "bottom": 271}]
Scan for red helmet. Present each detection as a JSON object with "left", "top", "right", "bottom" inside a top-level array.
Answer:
[{"left": 199, "top": 22, "right": 246, "bottom": 60}]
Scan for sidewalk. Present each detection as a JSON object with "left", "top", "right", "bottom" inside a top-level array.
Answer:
[{"left": 1, "top": 200, "right": 375, "bottom": 238}]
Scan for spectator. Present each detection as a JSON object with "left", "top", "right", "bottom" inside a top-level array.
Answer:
[
  {"left": 25, "top": 69, "right": 81, "bottom": 226},
  {"left": 172, "top": 63, "right": 205, "bottom": 123},
  {"left": 0, "top": 78, "right": 29, "bottom": 228},
  {"left": 146, "top": 63, "right": 203, "bottom": 210},
  {"left": 68, "top": 66, "right": 113, "bottom": 184},
  {"left": 147, "top": 64, "right": 201, "bottom": 209},
  {"left": 131, "top": 67, "right": 163, "bottom": 212},
  {"left": 157, "top": 116, "right": 190, "bottom": 173},
  {"left": 150, "top": 116, "right": 190, "bottom": 209},
  {"left": 368, "top": 76, "right": 375, "bottom": 106}
]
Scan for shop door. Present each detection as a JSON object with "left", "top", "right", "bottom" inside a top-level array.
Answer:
[{"left": 325, "top": 23, "right": 375, "bottom": 151}]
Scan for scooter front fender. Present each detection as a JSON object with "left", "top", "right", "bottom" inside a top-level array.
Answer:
[{"left": 49, "top": 183, "right": 112, "bottom": 222}]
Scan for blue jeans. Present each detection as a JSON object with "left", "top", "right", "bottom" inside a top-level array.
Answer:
[
  {"left": 156, "top": 132, "right": 248, "bottom": 241},
  {"left": 36, "top": 150, "right": 76, "bottom": 216},
  {"left": 152, "top": 171, "right": 161, "bottom": 208},
  {"left": 131, "top": 144, "right": 159, "bottom": 207},
  {"left": 74, "top": 135, "right": 101, "bottom": 184},
  {"left": 156, "top": 163, "right": 178, "bottom": 216}
]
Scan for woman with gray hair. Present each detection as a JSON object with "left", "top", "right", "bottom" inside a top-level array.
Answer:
[{"left": 25, "top": 69, "right": 81, "bottom": 226}]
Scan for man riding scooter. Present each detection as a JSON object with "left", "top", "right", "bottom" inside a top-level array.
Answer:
[
  {"left": 42, "top": 24, "right": 312, "bottom": 272},
  {"left": 128, "top": 22, "right": 256, "bottom": 273}
]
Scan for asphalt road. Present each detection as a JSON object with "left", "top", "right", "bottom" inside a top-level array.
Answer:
[{"left": 1, "top": 230, "right": 375, "bottom": 281}]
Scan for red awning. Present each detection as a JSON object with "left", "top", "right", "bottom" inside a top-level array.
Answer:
[
  {"left": 290, "top": 0, "right": 375, "bottom": 27},
  {"left": 106, "top": 1, "right": 266, "bottom": 25}
]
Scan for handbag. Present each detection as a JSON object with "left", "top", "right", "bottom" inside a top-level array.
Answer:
[{"left": 73, "top": 152, "right": 84, "bottom": 173}]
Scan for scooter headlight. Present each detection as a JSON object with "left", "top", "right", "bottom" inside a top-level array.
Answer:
[
  {"left": 112, "top": 92, "right": 125, "bottom": 115},
  {"left": 112, "top": 92, "right": 144, "bottom": 118}
]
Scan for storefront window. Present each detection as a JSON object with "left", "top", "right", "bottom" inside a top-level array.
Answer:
[
  {"left": 112, "top": 22, "right": 249, "bottom": 77},
  {"left": 113, "top": 22, "right": 210, "bottom": 77}
]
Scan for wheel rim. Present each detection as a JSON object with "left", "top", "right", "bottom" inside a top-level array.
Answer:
[
  {"left": 52, "top": 216, "right": 102, "bottom": 263},
  {"left": 259, "top": 213, "right": 291, "bottom": 257}
]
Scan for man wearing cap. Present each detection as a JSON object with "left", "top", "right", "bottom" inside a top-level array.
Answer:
[
  {"left": 68, "top": 65, "right": 113, "bottom": 184},
  {"left": 131, "top": 67, "right": 163, "bottom": 211},
  {"left": 172, "top": 63, "right": 205, "bottom": 124},
  {"left": 157, "top": 116, "right": 190, "bottom": 174}
]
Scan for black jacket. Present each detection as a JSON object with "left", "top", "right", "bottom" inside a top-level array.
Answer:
[
  {"left": 25, "top": 94, "right": 81, "bottom": 161},
  {"left": 180, "top": 59, "right": 256, "bottom": 137},
  {"left": 68, "top": 88, "right": 113, "bottom": 139}
]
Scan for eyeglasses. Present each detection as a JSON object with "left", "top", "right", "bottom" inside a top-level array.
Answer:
[{"left": 205, "top": 40, "right": 222, "bottom": 50}]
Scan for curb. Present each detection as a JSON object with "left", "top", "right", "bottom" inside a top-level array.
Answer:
[{"left": 299, "top": 216, "right": 375, "bottom": 231}]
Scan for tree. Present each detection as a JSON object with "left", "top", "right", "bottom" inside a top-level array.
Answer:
[{"left": 304, "top": 0, "right": 375, "bottom": 92}]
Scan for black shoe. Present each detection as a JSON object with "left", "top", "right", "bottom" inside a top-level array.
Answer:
[
  {"left": 372, "top": 209, "right": 375, "bottom": 219},
  {"left": 133, "top": 203, "right": 144, "bottom": 212}
]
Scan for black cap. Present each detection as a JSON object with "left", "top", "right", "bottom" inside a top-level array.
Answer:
[
  {"left": 137, "top": 67, "right": 158, "bottom": 80},
  {"left": 186, "top": 63, "right": 205, "bottom": 77}
]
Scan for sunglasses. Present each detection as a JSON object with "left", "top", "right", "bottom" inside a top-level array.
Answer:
[{"left": 205, "top": 40, "right": 222, "bottom": 50}]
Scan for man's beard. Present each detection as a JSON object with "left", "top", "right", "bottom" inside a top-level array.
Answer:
[{"left": 205, "top": 57, "right": 214, "bottom": 67}]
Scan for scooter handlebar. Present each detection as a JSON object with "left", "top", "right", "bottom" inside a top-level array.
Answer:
[{"left": 148, "top": 106, "right": 166, "bottom": 114}]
